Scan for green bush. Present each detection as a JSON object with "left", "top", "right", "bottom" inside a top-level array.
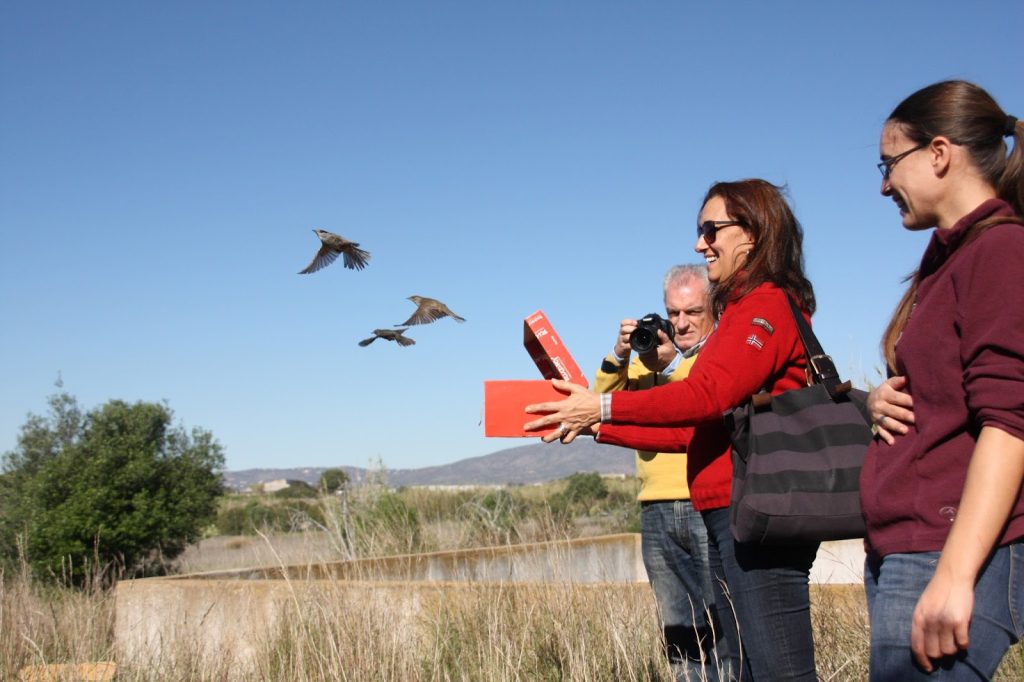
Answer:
[
  {"left": 348, "top": 491, "right": 421, "bottom": 555},
  {"left": 459, "top": 489, "right": 525, "bottom": 545},
  {"left": 317, "top": 468, "right": 349, "bottom": 494},
  {"left": 215, "top": 499, "right": 325, "bottom": 535},
  {"left": 272, "top": 481, "right": 317, "bottom": 499},
  {"left": 1, "top": 389, "right": 224, "bottom": 584},
  {"left": 562, "top": 472, "right": 609, "bottom": 504}
]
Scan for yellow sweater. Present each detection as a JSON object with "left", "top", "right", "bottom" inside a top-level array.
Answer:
[{"left": 592, "top": 352, "right": 698, "bottom": 501}]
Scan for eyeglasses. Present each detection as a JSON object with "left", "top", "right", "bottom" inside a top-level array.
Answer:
[
  {"left": 877, "top": 142, "right": 928, "bottom": 180},
  {"left": 697, "top": 220, "right": 743, "bottom": 245}
]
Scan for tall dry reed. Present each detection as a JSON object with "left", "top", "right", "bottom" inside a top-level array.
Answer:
[
  {"left": 1, "top": 556, "right": 115, "bottom": 680},
  {"left": 5, "top": 484, "right": 1024, "bottom": 681},
  {"left": 251, "top": 579, "right": 667, "bottom": 682}
]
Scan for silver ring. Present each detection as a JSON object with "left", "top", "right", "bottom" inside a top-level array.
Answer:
[{"left": 877, "top": 415, "right": 887, "bottom": 428}]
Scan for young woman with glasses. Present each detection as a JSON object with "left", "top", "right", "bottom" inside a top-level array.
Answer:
[
  {"left": 864, "top": 80, "right": 1024, "bottom": 679},
  {"left": 525, "top": 178, "right": 820, "bottom": 681}
]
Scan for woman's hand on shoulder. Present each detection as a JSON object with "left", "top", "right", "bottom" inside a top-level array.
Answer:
[{"left": 869, "top": 375, "right": 914, "bottom": 445}]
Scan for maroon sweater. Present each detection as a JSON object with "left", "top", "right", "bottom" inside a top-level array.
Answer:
[
  {"left": 861, "top": 199, "right": 1024, "bottom": 558},
  {"left": 597, "top": 282, "right": 808, "bottom": 511}
]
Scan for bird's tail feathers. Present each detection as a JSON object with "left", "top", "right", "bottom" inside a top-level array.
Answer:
[{"left": 343, "top": 247, "right": 371, "bottom": 270}]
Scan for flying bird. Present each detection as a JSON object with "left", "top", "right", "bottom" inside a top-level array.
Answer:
[
  {"left": 298, "top": 229, "right": 370, "bottom": 274},
  {"left": 398, "top": 296, "right": 466, "bottom": 326},
  {"left": 358, "top": 328, "right": 415, "bottom": 347}
]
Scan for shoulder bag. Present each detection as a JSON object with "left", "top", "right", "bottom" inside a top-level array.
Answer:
[{"left": 725, "top": 296, "right": 873, "bottom": 545}]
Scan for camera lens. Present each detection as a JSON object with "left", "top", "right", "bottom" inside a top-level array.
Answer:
[
  {"left": 629, "top": 313, "right": 667, "bottom": 354},
  {"left": 630, "top": 328, "right": 657, "bottom": 354}
]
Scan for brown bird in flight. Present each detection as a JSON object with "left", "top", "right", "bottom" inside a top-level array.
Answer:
[
  {"left": 298, "top": 229, "right": 370, "bottom": 274},
  {"left": 398, "top": 295, "right": 466, "bottom": 326},
  {"left": 358, "top": 328, "right": 415, "bottom": 347}
]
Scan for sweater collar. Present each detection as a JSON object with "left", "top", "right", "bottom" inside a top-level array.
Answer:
[{"left": 921, "top": 198, "right": 1015, "bottom": 274}]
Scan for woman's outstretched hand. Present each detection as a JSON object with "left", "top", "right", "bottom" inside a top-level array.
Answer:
[
  {"left": 868, "top": 375, "right": 915, "bottom": 445},
  {"left": 524, "top": 379, "right": 602, "bottom": 444}
]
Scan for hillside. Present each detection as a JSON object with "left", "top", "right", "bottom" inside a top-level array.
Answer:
[{"left": 224, "top": 439, "right": 636, "bottom": 490}]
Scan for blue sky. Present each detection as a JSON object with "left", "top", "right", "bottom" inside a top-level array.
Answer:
[{"left": 2, "top": 2, "right": 1022, "bottom": 473}]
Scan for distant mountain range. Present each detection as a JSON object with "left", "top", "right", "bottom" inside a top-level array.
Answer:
[{"left": 223, "top": 439, "right": 637, "bottom": 490}]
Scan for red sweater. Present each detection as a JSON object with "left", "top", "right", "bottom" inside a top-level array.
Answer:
[
  {"left": 597, "top": 282, "right": 808, "bottom": 510},
  {"left": 861, "top": 199, "right": 1024, "bottom": 557}
]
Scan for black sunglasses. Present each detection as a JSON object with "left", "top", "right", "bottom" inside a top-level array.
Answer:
[
  {"left": 877, "top": 142, "right": 928, "bottom": 180},
  {"left": 698, "top": 220, "right": 743, "bottom": 245}
]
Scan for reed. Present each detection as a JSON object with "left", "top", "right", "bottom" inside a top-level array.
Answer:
[
  {"left": 4, "top": 486, "right": 1023, "bottom": 681},
  {"left": 251, "top": 580, "right": 666, "bottom": 681}
]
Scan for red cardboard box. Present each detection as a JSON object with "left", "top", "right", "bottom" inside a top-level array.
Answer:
[
  {"left": 483, "top": 310, "right": 589, "bottom": 437},
  {"left": 523, "top": 310, "right": 589, "bottom": 387},
  {"left": 483, "top": 380, "right": 567, "bottom": 437}
]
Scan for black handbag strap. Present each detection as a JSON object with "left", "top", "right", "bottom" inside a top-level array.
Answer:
[{"left": 785, "top": 295, "right": 847, "bottom": 399}]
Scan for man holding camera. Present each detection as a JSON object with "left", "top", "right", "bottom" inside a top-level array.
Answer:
[{"left": 593, "top": 264, "right": 721, "bottom": 681}]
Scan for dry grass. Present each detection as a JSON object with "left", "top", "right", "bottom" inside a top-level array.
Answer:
[
  {"left": 250, "top": 581, "right": 668, "bottom": 681},
  {"left": 5, "top": 485, "right": 1024, "bottom": 681},
  {"left": 810, "top": 585, "right": 870, "bottom": 680},
  {"left": 1, "top": 564, "right": 115, "bottom": 681},
  {"left": 6, "top": 554, "right": 1024, "bottom": 680}
]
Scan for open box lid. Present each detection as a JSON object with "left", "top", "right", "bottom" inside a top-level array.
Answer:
[
  {"left": 523, "top": 310, "right": 588, "bottom": 388},
  {"left": 482, "top": 310, "right": 589, "bottom": 437}
]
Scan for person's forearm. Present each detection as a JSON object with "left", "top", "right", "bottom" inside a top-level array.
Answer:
[
  {"left": 597, "top": 423, "right": 692, "bottom": 453},
  {"left": 935, "top": 426, "right": 1024, "bottom": 582},
  {"left": 609, "top": 292, "right": 798, "bottom": 426}
]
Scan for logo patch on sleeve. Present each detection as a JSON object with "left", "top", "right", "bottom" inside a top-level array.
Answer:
[
  {"left": 746, "top": 334, "right": 765, "bottom": 350},
  {"left": 751, "top": 318, "right": 774, "bottom": 335}
]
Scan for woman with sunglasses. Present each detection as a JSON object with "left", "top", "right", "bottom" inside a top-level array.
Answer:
[
  {"left": 862, "top": 80, "right": 1024, "bottom": 679},
  {"left": 526, "top": 178, "right": 820, "bottom": 681}
]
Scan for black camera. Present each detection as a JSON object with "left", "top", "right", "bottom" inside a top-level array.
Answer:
[{"left": 629, "top": 313, "right": 674, "bottom": 354}]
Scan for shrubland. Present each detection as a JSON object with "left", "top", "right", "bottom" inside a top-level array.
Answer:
[{"left": 4, "top": 455, "right": 1023, "bottom": 679}]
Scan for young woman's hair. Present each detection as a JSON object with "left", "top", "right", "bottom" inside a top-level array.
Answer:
[
  {"left": 881, "top": 80, "right": 1024, "bottom": 372},
  {"left": 701, "top": 178, "right": 816, "bottom": 317}
]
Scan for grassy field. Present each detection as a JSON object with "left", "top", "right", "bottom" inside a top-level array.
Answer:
[{"left": 4, "top": 480, "right": 1024, "bottom": 680}]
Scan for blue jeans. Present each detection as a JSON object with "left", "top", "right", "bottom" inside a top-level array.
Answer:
[
  {"left": 702, "top": 507, "right": 819, "bottom": 681},
  {"left": 865, "top": 541, "right": 1024, "bottom": 680},
  {"left": 641, "top": 500, "right": 723, "bottom": 681}
]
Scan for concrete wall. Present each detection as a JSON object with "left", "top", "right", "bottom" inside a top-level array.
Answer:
[
  {"left": 811, "top": 539, "right": 865, "bottom": 584},
  {"left": 176, "top": 534, "right": 864, "bottom": 585},
  {"left": 181, "top": 533, "right": 648, "bottom": 583}
]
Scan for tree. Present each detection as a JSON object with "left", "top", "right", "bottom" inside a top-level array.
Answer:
[
  {"left": 547, "top": 472, "right": 611, "bottom": 519},
  {"left": 272, "top": 480, "right": 317, "bottom": 498},
  {"left": 318, "top": 467, "right": 349, "bottom": 494},
  {"left": 562, "top": 472, "right": 609, "bottom": 504},
  {"left": 0, "top": 389, "right": 225, "bottom": 584}
]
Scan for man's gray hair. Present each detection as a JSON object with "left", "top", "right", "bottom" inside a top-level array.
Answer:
[{"left": 663, "top": 263, "right": 709, "bottom": 293}]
